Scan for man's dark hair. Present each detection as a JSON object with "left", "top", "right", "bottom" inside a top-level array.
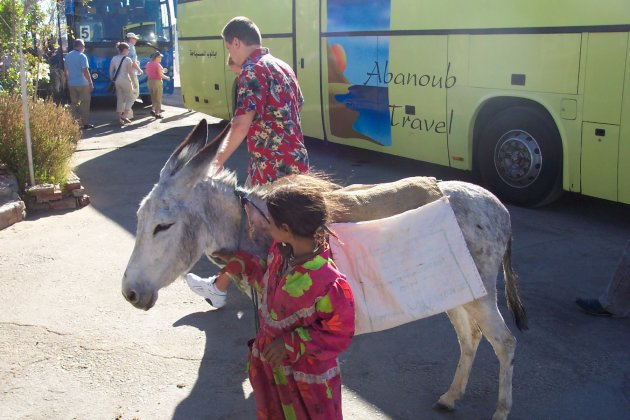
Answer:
[
  {"left": 73, "top": 39, "right": 85, "bottom": 49},
  {"left": 222, "top": 16, "right": 261, "bottom": 46}
]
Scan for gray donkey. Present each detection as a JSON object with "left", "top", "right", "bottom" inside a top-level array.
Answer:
[{"left": 122, "top": 119, "right": 527, "bottom": 420}]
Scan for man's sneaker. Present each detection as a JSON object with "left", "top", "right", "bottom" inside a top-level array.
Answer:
[{"left": 186, "top": 273, "right": 227, "bottom": 309}]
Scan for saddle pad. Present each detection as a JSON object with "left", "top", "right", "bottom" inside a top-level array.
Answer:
[{"left": 329, "top": 196, "right": 487, "bottom": 335}]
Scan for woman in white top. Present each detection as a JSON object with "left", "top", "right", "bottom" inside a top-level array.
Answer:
[{"left": 109, "top": 42, "right": 136, "bottom": 125}]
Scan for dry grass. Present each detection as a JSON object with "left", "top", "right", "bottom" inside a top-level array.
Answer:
[{"left": 0, "top": 94, "right": 80, "bottom": 189}]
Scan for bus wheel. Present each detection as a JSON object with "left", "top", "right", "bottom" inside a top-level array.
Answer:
[{"left": 476, "top": 106, "right": 563, "bottom": 207}]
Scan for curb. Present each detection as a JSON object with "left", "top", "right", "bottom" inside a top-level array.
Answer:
[{"left": 0, "top": 165, "right": 25, "bottom": 230}]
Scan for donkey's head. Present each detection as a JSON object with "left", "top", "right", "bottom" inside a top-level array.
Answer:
[{"left": 121, "top": 119, "right": 231, "bottom": 310}]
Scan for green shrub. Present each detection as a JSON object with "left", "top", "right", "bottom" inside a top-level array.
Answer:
[{"left": 0, "top": 93, "right": 80, "bottom": 189}]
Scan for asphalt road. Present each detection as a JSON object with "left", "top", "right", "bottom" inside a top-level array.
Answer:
[{"left": 1, "top": 94, "right": 629, "bottom": 420}]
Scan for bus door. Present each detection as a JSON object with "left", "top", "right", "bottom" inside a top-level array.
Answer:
[
  {"left": 581, "top": 32, "right": 628, "bottom": 202},
  {"left": 620, "top": 33, "right": 630, "bottom": 205},
  {"left": 321, "top": 0, "right": 449, "bottom": 165},
  {"left": 295, "top": 0, "right": 324, "bottom": 139},
  {"left": 178, "top": 35, "right": 228, "bottom": 117},
  {"left": 178, "top": 0, "right": 296, "bottom": 119}
]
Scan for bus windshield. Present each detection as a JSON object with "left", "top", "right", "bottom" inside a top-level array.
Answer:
[{"left": 68, "top": 0, "right": 172, "bottom": 44}]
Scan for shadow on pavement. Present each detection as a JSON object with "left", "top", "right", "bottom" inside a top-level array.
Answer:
[
  {"left": 74, "top": 125, "right": 193, "bottom": 232},
  {"left": 172, "top": 305, "right": 257, "bottom": 420}
]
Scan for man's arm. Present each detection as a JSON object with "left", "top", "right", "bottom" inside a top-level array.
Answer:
[
  {"left": 213, "top": 111, "right": 255, "bottom": 169},
  {"left": 82, "top": 67, "right": 94, "bottom": 91},
  {"left": 132, "top": 61, "right": 143, "bottom": 74}
]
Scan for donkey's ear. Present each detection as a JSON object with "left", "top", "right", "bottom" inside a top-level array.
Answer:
[
  {"left": 160, "top": 119, "right": 208, "bottom": 179},
  {"left": 181, "top": 121, "right": 232, "bottom": 177}
]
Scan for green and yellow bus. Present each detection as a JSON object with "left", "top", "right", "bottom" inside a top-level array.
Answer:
[{"left": 177, "top": 0, "right": 630, "bottom": 206}]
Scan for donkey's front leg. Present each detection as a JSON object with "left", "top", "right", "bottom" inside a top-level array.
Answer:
[{"left": 434, "top": 306, "right": 482, "bottom": 412}]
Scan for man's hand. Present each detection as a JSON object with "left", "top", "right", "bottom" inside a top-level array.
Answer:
[
  {"left": 262, "top": 337, "right": 287, "bottom": 367},
  {"left": 213, "top": 111, "right": 255, "bottom": 168}
]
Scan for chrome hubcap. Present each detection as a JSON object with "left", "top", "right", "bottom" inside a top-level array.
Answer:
[{"left": 494, "top": 130, "right": 542, "bottom": 188}]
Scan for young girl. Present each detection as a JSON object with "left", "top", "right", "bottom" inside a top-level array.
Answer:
[
  {"left": 215, "top": 175, "right": 355, "bottom": 419},
  {"left": 145, "top": 51, "right": 170, "bottom": 118}
]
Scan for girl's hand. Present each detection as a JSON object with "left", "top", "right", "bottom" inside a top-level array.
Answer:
[{"left": 262, "top": 337, "right": 287, "bottom": 367}]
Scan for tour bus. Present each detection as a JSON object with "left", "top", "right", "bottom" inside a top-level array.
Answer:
[
  {"left": 177, "top": 0, "right": 630, "bottom": 206},
  {"left": 64, "top": 0, "right": 176, "bottom": 101}
]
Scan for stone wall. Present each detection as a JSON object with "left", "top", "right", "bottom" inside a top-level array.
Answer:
[
  {"left": 0, "top": 165, "right": 90, "bottom": 231},
  {"left": 24, "top": 172, "right": 90, "bottom": 211},
  {"left": 0, "top": 164, "right": 26, "bottom": 230}
]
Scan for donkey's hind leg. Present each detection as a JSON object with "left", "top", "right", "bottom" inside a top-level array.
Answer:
[
  {"left": 466, "top": 297, "right": 517, "bottom": 420},
  {"left": 434, "top": 305, "right": 483, "bottom": 412}
]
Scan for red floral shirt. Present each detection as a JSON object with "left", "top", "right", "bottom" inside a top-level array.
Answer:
[{"left": 234, "top": 48, "right": 309, "bottom": 185}]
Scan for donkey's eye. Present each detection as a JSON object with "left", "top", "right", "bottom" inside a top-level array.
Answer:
[{"left": 153, "top": 223, "right": 174, "bottom": 235}]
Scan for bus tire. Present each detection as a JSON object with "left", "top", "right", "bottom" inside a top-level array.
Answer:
[{"left": 476, "top": 106, "right": 563, "bottom": 207}]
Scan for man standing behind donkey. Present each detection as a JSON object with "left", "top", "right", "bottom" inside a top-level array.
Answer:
[{"left": 64, "top": 39, "right": 94, "bottom": 129}]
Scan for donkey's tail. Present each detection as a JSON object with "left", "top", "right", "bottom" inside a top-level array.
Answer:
[{"left": 503, "top": 236, "right": 528, "bottom": 331}]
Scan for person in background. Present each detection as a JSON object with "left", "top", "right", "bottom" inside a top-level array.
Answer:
[
  {"left": 576, "top": 240, "right": 630, "bottom": 318},
  {"left": 211, "top": 174, "right": 355, "bottom": 419},
  {"left": 109, "top": 42, "right": 136, "bottom": 126},
  {"left": 125, "top": 32, "right": 143, "bottom": 119},
  {"left": 145, "top": 51, "right": 170, "bottom": 119},
  {"left": 64, "top": 39, "right": 94, "bottom": 129},
  {"left": 185, "top": 17, "right": 309, "bottom": 307}
]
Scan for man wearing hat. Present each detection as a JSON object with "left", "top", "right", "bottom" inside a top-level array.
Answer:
[
  {"left": 125, "top": 32, "right": 143, "bottom": 118},
  {"left": 145, "top": 50, "right": 170, "bottom": 118}
]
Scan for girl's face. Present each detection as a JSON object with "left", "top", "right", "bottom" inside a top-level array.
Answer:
[{"left": 269, "top": 217, "right": 291, "bottom": 243}]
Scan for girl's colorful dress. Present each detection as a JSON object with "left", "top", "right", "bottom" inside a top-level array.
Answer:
[{"left": 224, "top": 241, "right": 355, "bottom": 419}]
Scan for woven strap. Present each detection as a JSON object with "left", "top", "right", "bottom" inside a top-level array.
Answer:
[{"left": 234, "top": 188, "right": 261, "bottom": 333}]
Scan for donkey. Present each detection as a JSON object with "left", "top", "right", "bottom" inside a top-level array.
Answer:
[{"left": 122, "top": 119, "right": 527, "bottom": 420}]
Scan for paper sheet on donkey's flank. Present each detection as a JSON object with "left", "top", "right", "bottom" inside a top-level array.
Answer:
[{"left": 329, "top": 196, "right": 487, "bottom": 335}]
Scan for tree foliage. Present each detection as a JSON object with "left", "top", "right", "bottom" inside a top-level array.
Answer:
[{"left": 0, "top": 0, "right": 59, "bottom": 96}]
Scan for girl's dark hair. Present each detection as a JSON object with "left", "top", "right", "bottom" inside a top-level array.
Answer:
[
  {"left": 265, "top": 173, "right": 346, "bottom": 238},
  {"left": 116, "top": 42, "right": 129, "bottom": 53},
  {"left": 222, "top": 16, "right": 261, "bottom": 46}
]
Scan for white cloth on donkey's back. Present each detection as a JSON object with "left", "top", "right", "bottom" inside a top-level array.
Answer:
[{"left": 329, "top": 196, "right": 487, "bottom": 335}]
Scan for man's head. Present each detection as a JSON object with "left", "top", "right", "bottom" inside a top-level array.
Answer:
[
  {"left": 126, "top": 32, "right": 139, "bottom": 45},
  {"left": 222, "top": 17, "right": 261, "bottom": 65},
  {"left": 73, "top": 39, "right": 85, "bottom": 51}
]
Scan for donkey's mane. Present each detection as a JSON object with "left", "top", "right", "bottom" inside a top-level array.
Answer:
[{"left": 205, "top": 168, "right": 239, "bottom": 190}]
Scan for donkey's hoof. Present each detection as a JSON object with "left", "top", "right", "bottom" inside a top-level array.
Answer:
[{"left": 433, "top": 401, "right": 455, "bottom": 412}]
